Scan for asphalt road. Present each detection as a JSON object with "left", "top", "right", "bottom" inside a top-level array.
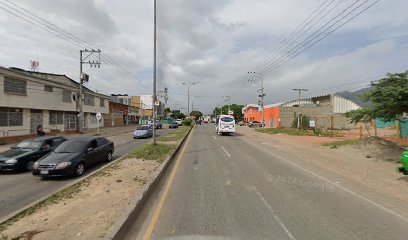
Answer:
[
  {"left": 0, "top": 128, "right": 174, "bottom": 220},
  {"left": 124, "top": 124, "right": 408, "bottom": 240}
]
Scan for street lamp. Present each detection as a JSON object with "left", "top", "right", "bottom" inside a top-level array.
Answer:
[{"left": 182, "top": 82, "right": 196, "bottom": 116}]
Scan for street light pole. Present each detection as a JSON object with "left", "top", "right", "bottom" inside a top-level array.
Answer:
[
  {"left": 182, "top": 82, "right": 195, "bottom": 117},
  {"left": 152, "top": 0, "right": 157, "bottom": 144}
]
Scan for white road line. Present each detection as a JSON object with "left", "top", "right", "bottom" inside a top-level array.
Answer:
[
  {"left": 220, "top": 145, "right": 231, "bottom": 157},
  {"left": 239, "top": 137, "right": 408, "bottom": 223},
  {"left": 253, "top": 186, "right": 296, "bottom": 240},
  {"left": 213, "top": 135, "right": 217, "bottom": 140}
]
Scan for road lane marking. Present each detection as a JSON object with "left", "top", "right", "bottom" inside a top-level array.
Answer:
[
  {"left": 239, "top": 137, "right": 408, "bottom": 223},
  {"left": 253, "top": 186, "right": 296, "bottom": 240},
  {"left": 142, "top": 128, "right": 194, "bottom": 240},
  {"left": 213, "top": 135, "right": 217, "bottom": 140},
  {"left": 221, "top": 145, "right": 231, "bottom": 157}
]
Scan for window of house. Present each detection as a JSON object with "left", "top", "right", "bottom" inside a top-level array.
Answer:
[
  {"left": 89, "top": 113, "right": 97, "bottom": 124},
  {"left": 0, "top": 108, "right": 23, "bottom": 127},
  {"left": 84, "top": 94, "right": 95, "bottom": 106},
  {"left": 49, "top": 111, "right": 63, "bottom": 125},
  {"left": 100, "top": 98, "right": 105, "bottom": 107},
  {"left": 62, "top": 90, "right": 71, "bottom": 102},
  {"left": 44, "top": 85, "right": 53, "bottom": 92},
  {"left": 4, "top": 77, "right": 27, "bottom": 95}
]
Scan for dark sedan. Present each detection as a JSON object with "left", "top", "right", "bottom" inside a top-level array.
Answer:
[
  {"left": 169, "top": 121, "right": 178, "bottom": 128},
  {"left": 33, "top": 136, "right": 114, "bottom": 178},
  {"left": 0, "top": 136, "right": 66, "bottom": 172}
]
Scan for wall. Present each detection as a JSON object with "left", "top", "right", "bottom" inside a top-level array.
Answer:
[
  {"left": 279, "top": 106, "right": 355, "bottom": 129},
  {"left": 131, "top": 96, "right": 141, "bottom": 108},
  {"left": 264, "top": 107, "right": 279, "bottom": 128},
  {"left": 0, "top": 69, "right": 109, "bottom": 114},
  {"left": 140, "top": 95, "right": 153, "bottom": 109},
  {"left": 0, "top": 68, "right": 110, "bottom": 137}
]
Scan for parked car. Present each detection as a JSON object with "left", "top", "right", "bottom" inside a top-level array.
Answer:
[
  {"left": 133, "top": 125, "right": 153, "bottom": 138},
  {"left": 169, "top": 121, "right": 179, "bottom": 128},
  {"left": 0, "top": 136, "right": 66, "bottom": 172},
  {"left": 238, "top": 121, "right": 245, "bottom": 126},
  {"left": 176, "top": 119, "right": 183, "bottom": 126},
  {"left": 156, "top": 121, "right": 163, "bottom": 129},
  {"left": 248, "top": 121, "right": 262, "bottom": 128},
  {"left": 32, "top": 136, "right": 114, "bottom": 177}
]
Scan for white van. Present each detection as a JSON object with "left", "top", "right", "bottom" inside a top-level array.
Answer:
[{"left": 216, "top": 115, "right": 235, "bottom": 135}]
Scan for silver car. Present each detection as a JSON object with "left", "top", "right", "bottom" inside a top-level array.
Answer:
[{"left": 133, "top": 125, "right": 153, "bottom": 139}]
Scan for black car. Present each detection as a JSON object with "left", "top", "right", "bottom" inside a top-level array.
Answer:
[
  {"left": 169, "top": 121, "right": 178, "bottom": 128},
  {"left": 0, "top": 136, "right": 66, "bottom": 172},
  {"left": 156, "top": 121, "right": 163, "bottom": 129},
  {"left": 33, "top": 136, "right": 114, "bottom": 178}
]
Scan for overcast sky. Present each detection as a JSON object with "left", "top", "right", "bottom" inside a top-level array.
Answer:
[{"left": 1, "top": 0, "right": 407, "bottom": 113}]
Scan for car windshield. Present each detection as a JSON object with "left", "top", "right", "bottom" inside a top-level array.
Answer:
[
  {"left": 137, "top": 126, "right": 149, "bottom": 130},
  {"left": 221, "top": 117, "right": 234, "bottom": 122},
  {"left": 15, "top": 140, "right": 43, "bottom": 149},
  {"left": 54, "top": 140, "right": 85, "bottom": 153}
]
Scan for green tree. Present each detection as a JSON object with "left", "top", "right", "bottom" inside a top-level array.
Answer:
[
  {"left": 170, "top": 112, "right": 185, "bottom": 119},
  {"left": 346, "top": 71, "right": 408, "bottom": 123},
  {"left": 163, "top": 107, "right": 171, "bottom": 117},
  {"left": 190, "top": 110, "right": 203, "bottom": 119},
  {"left": 212, "top": 104, "right": 244, "bottom": 121}
]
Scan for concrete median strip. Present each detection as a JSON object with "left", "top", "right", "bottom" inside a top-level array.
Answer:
[
  {"left": 103, "top": 126, "right": 193, "bottom": 240},
  {"left": 0, "top": 127, "right": 193, "bottom": 239}
]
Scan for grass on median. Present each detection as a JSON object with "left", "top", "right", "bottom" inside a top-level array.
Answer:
[
  {"left": 322, "top": 139, "right": 361, "bottom": 149},
  {"left": 128, "top": 143, "right": 177, "bottom": 163},
  {"left": 159, "top": 126, "right": 191, "bottom": 142},
  {"left": 256, "top": 128, "right": 343, "bottom": 137}
]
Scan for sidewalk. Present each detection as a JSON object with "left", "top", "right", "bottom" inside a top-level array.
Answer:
[{"left": 0, "top": 124, "right": 139, "bottom": 152}]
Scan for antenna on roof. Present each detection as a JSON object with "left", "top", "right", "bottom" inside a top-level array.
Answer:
[{"left": 30, "top": 60, "right": 39, "bottom": 72}]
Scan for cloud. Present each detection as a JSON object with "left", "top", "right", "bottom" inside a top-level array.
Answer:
[{"left": 1, "top": 0, "right": 408, "bottom": 114}]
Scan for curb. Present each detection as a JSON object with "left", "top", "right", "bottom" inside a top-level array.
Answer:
[
  {"left": 0, "top": 151, "right": 130, "bottom": 226},
  {"left": 103, "top": 126, "right": 193, "bottom": 240}
]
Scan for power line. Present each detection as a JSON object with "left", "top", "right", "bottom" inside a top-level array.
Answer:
[
  {"left": 261, "top": 0, "right": 380, "bottom": 77},
  {"left": 232, "top": 0, "right": 380, "bottom": 98},
  {"left": 0, "top": 0, "right": 148, "bottom": 89}
]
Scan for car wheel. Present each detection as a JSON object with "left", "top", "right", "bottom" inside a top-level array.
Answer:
[
  {"left": 26, "top": 161, "right": 34, "bottom": 171},
  {"left": 75, "top": 162, "right": 85, "bottom": 176},
  {"left": 106, "top": 151, "right": 113, "bottom": 162}
]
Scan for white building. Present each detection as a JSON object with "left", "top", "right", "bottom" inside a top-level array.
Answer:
[
  {"left": 140, "top": 95, "right": 153, "bottom": 109},
  {"left": 0, "top": 67, "right": 110, "bottom": 137}
]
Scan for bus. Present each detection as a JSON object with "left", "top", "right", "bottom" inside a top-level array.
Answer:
[{"left": 216, "top": 115, "right": 235, "bottom": 135}]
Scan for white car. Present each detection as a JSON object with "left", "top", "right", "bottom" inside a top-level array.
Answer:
[{"left": 176, "top": 119, "right": 183, "bottom": 126}]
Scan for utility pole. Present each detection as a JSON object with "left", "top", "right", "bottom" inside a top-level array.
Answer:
[
  {"left": 164, "top": 87, "right": 168, "bottom": 107},
  {"left": 292, "top": 88, "right": 308, "bottom": 129},
  {"left": 152, "top": 0, "right": 157, "bottom": 144},
  {"left": 79, "top": 49, "right": 101, "bottom": 133},
  {"left": 182, "top": 82, "right": 195, "bottom": 117},
  {"left": 248, "top": 72, "right": 265, "bottom": 128},
  {"left": 223, "top": 96, "right": 231, "bottom": 113}
]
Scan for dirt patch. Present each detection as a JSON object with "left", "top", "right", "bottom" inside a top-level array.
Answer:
[
  {"left": 0, "top": 158, "right": 161, "bottom": 240},
  {"left": 354, "top": 137, "right": 406, "bottom": 162},
  {"left": 237, "top": 126, "right": 408, "bottom": 203}
]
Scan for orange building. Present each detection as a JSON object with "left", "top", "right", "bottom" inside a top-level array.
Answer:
[{"left": 242, "top": 103, "right": 281, "bottom": 128}]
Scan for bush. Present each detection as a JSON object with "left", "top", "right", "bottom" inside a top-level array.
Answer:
[
  {"left": 182, "top": 118, "right": 192, "bottom": 126},
  {"left": 291, "top": 114, "right": 310, "bottom": 130}
]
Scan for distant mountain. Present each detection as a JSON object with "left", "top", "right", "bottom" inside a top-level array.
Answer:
[{"left": 335, "top": 86, "right": 374, "bottom": 107}]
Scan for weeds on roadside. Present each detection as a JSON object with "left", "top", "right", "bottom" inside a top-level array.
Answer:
[{"left": 322, "top": 139, "right": 361, "bottom": 148}]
